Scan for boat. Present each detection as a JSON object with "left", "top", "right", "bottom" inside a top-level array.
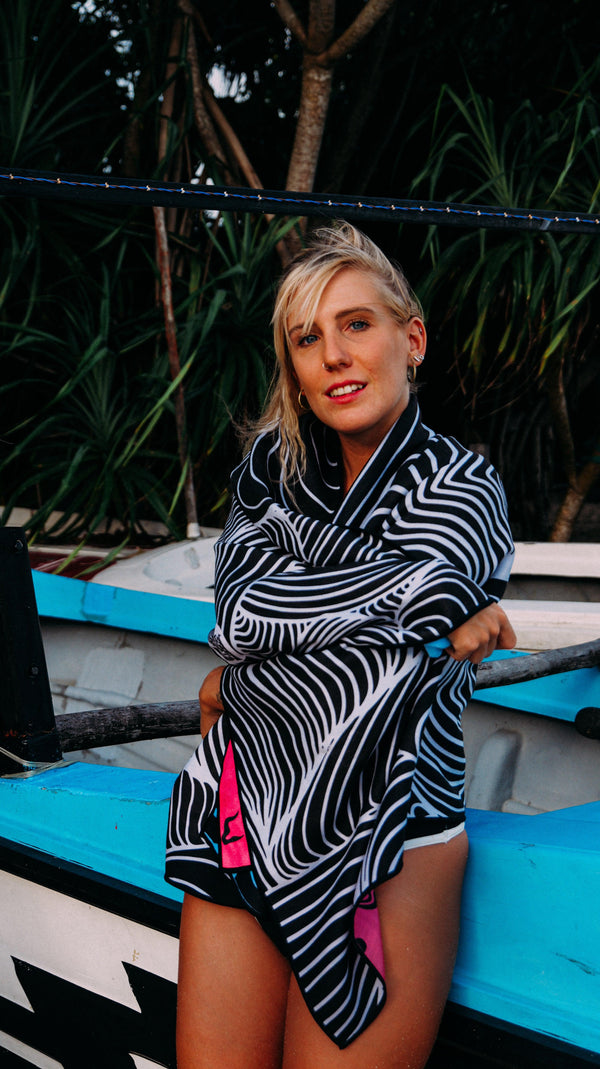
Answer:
[
  {"left": 26, "top": 533, "right": 600, "bottom": 774},
  {"left": 1, "top": 526, "right": 599, "bottom": 1067},
  {"left": 31, "top": 533, "right": 223, "bottom": 772},
  {"left": 502, "top": 541, "right": 600, "bottom": 650}
]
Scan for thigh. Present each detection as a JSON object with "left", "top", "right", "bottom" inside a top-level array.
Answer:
[
  {"left": 282, "top": 831, "right": 469, "bottom": 1069},
  {"left": 177, "top": 892, "right": 291, "bottom": 1069}
]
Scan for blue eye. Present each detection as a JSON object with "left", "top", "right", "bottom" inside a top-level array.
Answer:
[
  {"left": 349, "top": 319, "right": 369, "bottom": 331},
  {"left": 298, "top": 333, "right": 318, "bottom": 347}
]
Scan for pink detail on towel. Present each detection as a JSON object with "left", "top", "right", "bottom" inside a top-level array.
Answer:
[
  {"left": 354, "top": 890, "right": 385, "bottom": 979},
  {"left": 219, "top": 741, "right": 251, "bottom": 869}
]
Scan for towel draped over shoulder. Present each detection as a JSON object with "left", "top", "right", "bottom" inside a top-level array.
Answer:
[{"left": 165, "top": 397, "right": 514, "bottom": 1047}]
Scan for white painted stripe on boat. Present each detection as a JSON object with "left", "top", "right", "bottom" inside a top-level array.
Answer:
[
  {"left": 512, "top": 542, "right": 600, "bottom": 579},
  {"left": 503, "top": 599, "right": 600, "bottom": 650},
  {"left": 0, "top": 1031, "right": 63, "bottom": 1069},
  {"left": 1, "top": 867, "right": 178, "bottom": 1011}
]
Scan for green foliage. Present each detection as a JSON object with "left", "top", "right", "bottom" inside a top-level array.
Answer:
[
  {"left": 0, "top": 0, "right": 111, "bottom": 168},
  {"left": 0, "top": 3, "right": 300, "bottom": 542},
  {"left": 164, "top": 213, "right": 299, "bottom": 522},
  {"left": 2, "top": 1, "right": 599, "bottom": 544},
  {"left": 413, "top": 66, "right": 600, "bottom": 389},
  {"left": 180, "top": 214, "right": 297, "bottom": 454},
  {"left": 410, "top": 64, "right": 600, "bottom": 537},
  {"left": 0, "top": 0, "right": 142, "bottom": 334},
  {"left": 0, "top": 273, "right": 181, "bottom": 542},
  {"left": 0, "top": 212, "right": 295, "bottom": 539}
]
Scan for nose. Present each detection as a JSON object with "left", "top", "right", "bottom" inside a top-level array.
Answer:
[{"left": 321, "top": 331, "right": 351, "bottom": 370}]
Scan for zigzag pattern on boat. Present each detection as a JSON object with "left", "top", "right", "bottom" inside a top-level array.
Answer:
[
  {"left": 0, "top": 958, "right": 176, "bottom": 1069},
  {"left": 165, "top": 396, "right": 514, "bottom": 1047}
]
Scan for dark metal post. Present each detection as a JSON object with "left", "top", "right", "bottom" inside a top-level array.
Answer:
[{"left": 0, "top": 527, "right": 62, "bottom": 774}]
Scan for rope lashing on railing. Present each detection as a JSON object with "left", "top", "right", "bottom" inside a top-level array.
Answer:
[{"left": 2, "top": 168, "right": 600, "bottom": 234}]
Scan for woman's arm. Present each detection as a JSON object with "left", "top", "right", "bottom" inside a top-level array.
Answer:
[
  {"left": 198, "top": 666, "right": 225, "bottom": 737},
  {"left": 210, "top": 551, "right": 496, "bottom": 663},
  {"left": 210, "top": 452, "right": 515, "bottom": 666}
]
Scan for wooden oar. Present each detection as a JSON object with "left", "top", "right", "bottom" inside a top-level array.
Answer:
[
  {"left": 55, "top": 638, "right": 600, "bottom": 753},
  {"left": 474, "top": 637, "right": 600, "bottom": 687}
]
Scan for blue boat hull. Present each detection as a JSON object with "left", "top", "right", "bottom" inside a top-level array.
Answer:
[{"left": 1, "top": 761, "right": 599, "bottom": 1066}]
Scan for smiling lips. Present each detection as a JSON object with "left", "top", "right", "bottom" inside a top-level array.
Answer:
[{"left": 326, "top": 381, "right": 366, "bottom": 399}]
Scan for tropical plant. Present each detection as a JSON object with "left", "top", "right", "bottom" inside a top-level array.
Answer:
[
  {"left": 3, "top": 0, "right": 599, "bottom": 548},
  {"left": 0, "top": 272, "right": 183, "bottom": 543},
  {"left": 160, "top": 211, "right": 300, "bottom": 522},
  {"left": 0, "top": 0, "right": 129, "bottom": 284},
  {"left": 182, "top": 214, "right": 298, "bottom": 445},
  {"left": 0, "top": 212, "right": 297, "bottom": 540},
  {"left": 0, "top": 0, "right": 120, "bottom": 170},
  {"left": 411, "top": 67, "right": 600, "bottom": 539}
]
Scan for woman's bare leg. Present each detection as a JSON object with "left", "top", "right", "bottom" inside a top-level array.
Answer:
[
  {"left": 177, "top": 893, "right": 291, "bottom": 1069},
  {"left": 282, "top": 831, "right": 468, "bottom": 1069}
]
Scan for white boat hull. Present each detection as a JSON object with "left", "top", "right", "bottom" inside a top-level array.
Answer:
[
  {"left": 1, "top": 863, "right": 178, "bottom": 1068},
  {"left": 2, "top": 532, "right": 597, "bottom": 1065},
  {"left": 41, "top": 619, "right": 220, "bottom": 771}
]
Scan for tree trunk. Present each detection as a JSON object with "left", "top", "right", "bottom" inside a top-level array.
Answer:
[
  {"left": 179, "top": 0, "right": 232, "bottom": 178},
  {"left": 122, "top": 0, "right": 163, "bottom": 177},
  {"left": 153, "top": 205, "right": 200, "bottom": 538},
  {"left": 283, "top": 0, "right": 334, "bottom": 192},
  {"left": 157, "top": 14, "right": 184, "bottom": 239},
  {"left": 544, "top": 352, "right": 577, "bottom": 483},
  {"left": 544, "top": 349, "right": 600, "bottom": 541},
  {"left": 278, "top": 0, "right": 398, "bottom": 193},
  {"left": 550, "top": 452, "right": 600, "bottom": 541},
  {"left": 204, "top": 85, "right": 265, "bottom": 190},
  {"left": 286, "top": 59, "right": 334, "bottom": 192}
]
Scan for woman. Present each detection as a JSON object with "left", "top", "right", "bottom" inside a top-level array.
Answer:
[{"left": 166, "top": 222, "right": 516, "bottom": 1069}]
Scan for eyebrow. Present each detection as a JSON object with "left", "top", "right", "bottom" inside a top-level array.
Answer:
[{"left": 288, "top": 305, "right": 379, "bottom": 338}]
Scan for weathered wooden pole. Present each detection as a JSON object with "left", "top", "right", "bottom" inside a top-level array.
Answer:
[
  {"left": 474, "top": 639, "right": 600, "bottom": 687},
  {"left": 153, "top": 205, "right": 200, "bottom": 540},
  {"left": 0, "top": 527, "right": 62, "bottom": 774},
  {"left": 57, "top": 699, "right": 200, "bottom": 752},
  {"left": 55, "top": 638, "right": 600, "bottom": 752}
]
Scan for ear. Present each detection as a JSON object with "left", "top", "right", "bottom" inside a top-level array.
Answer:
[{"left": 406, "top": 316, "right": 427, "bottom": 361}]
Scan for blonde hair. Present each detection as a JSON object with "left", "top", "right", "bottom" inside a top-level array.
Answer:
[{"left": 249, "top": 221, "right": 423, "bottom": 483}]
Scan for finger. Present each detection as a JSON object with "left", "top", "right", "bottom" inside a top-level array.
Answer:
[
  {"left": 448, "top": 643, "right": 476, "bottom": 663},
  {"left": 449, "top": 633, "right": 492, "bottom": 664},
  {"left": 497, "top": 618, "right": 517, "bottom": 649}
]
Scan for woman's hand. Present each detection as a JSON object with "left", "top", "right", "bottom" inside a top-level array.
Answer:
[
  {"left": 447, "top": 603, "right": 516, "bottom": 664},
  {"left": 199, "top": 666, "right": 225, "bottom": 737}
]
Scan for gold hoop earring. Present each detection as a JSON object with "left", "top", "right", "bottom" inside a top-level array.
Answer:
[
  {"left": 298, "top": 389, "right": 310, "bottom": 411},
  {"left": 407, "top": 367, "right": 416, "bottom": 384}
]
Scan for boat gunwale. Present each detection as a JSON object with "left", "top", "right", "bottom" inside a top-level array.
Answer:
[{"left": 0, "top": 833, "right": 181, "bottom": 937}]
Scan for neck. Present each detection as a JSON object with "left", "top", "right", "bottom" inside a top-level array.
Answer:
[{"left": 340, "top": 439, "right": 375, "bottom": 493}]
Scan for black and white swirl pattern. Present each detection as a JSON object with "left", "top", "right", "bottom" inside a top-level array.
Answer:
[{"left": 166, "top": 397, "right": 513, "bottom": 1047}]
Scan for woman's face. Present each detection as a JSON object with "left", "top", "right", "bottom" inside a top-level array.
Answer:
[{"left": 287, "top": 267, "right": 426, "bottom": 463}]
